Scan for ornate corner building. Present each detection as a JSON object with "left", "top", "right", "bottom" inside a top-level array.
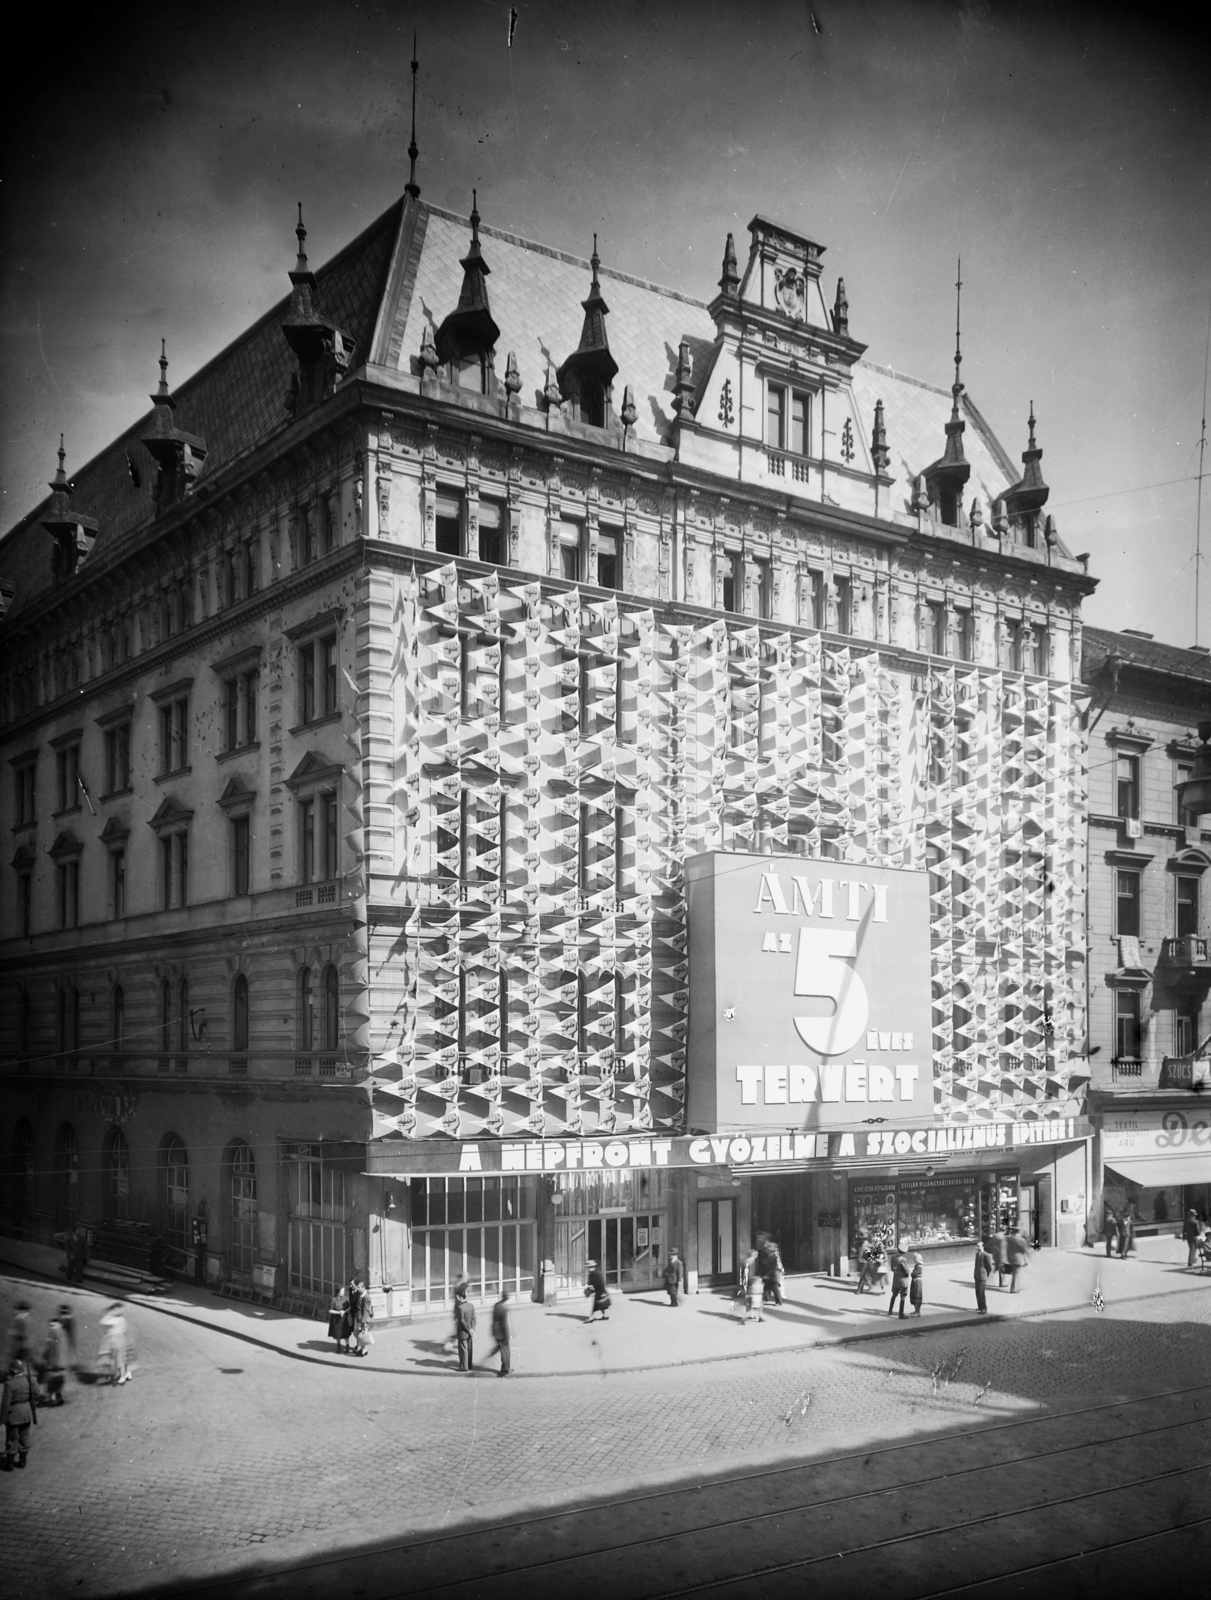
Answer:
[
  {"left": 0, "top": 184, "right": 1099, "bottom": 1317},
  {"left": 1079, "top": 629, "right": 1211, "bottom": 1235}
]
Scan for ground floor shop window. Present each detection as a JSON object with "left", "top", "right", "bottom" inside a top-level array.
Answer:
[
  {"left": 410, "top": 1176, "right": 536, "bottom": 1306},
  {"left": 286, "top": 1144, "right": 347, "bottom": 1296},
  {"left": 897, "top": 1176, "right": 980, "bottom": 1249},
  {"left": 552, "top": 1169, "right": 668, "bottom": 1291},
  {"left": 227, "top": 1141, "right": 257, "bottom": 1276},
  {"left": 852, "top": 1171, "right": 1019, "bottom": 1255}
]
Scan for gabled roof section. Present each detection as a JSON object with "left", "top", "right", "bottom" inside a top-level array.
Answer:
[
  {"left": 1082, "top": 626, "right": 1211, "bottom": 690},
  {"left": 0, "top": 199, "right": 403, "bottom": 622}
]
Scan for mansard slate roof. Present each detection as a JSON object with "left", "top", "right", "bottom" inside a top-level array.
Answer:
[{"left": 2, "top": 194, "right": 1028, "bottom": 620}]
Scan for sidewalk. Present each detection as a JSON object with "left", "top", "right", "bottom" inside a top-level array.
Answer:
[{"left": 2, "top": 1232, "right": 1206, "bottom": 1380}]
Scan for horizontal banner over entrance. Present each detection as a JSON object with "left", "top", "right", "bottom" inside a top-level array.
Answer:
[{"left": 366, "top": 1117, "right": 1088, "bottom": 1176}]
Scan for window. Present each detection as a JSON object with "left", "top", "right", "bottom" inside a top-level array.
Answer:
[
  {"left": 834, "top": 576, "right": 853, "bottom": 635},
  {"left": 1175, "top": 1010, "right": 1199, "bottom": 1057},
  {"left": 54, "top": 1125, "right": 79, "bottom": 1231},
  {"left": 160, "top": 979, "right": 173, "bottom": 1069},
  {"left": 299, "top": 792, "right": 338, "bottom": 883},
  {"left": 1176, "top": 875, "right": 1200, "bottom": 939},
  {"left": 722, "top": 553, "right": 742, "bottom": 613},
  {"left": 766, "top": 384, "right": 809, "bottom": 455},
  {"left": 324, "top": 964, "right": 340, "bottom": 1052},
  {"left": 242, "top": 537, "right": 259, "bottom": 593},
  {"left": 1116, "top": 753, "right": 1140, "bottom": 820},
  {"left": 929, "top": 602, "right": 947, "bottom": 657},
  {"left": 1175, "top": 761, "right": 1197, "bottom": 826},
  {"left": 58, "top": 985, "right": 79, "bottom": 1064},
  {"left": 1116, "top": 870, "right": 1141, "bottom": 938},
  {"left": 56, "top": 857, "right": 80, "bottom": 929},
  {"left": 1114, "top": 990, "right": 1142, "bottom": 1061},
  {"left": 435, "top": 493, "right": 462, "bottom": 556},
  {"left": 478, "top": 500, "right": 504, "bottom": 565},
  {"left": 300, "top": 505, "right": 316, "bottom": 567},
  {"left": 228, "top": 1142, "right": 257, "bottom": 1276},
  {"left": 111, "top": 985, "right": 125, "bottom": 1056},
  {"left": 178, "top": 977, "right": 190, "bottom": 1058},
  {"left": 103, "top": 1128, "right": 131, "bottom": 1221},
  {"left": 298, "top": 635, "right": 337, "bottom": 724},
  {"left": 597, "top": 530, "right": 619, "bottom": 590},
  {"left": 160, "top": 831, "right": 189, "bottom": 910},
  {"left": 158, "top": 696, "right": 189, "bottom": 774},
  {"left": 161, "top": 1135, "right": 189, "bottom": 1251},
  {"left": 955, "top": 609, "right": 974, "bottom": 663},
  {"left": 753, "top": 558, "right": 772, "bottom": 620},
  {"left": 103, "top": 722, "right": 131, "bottom": 794},
  {"left": 55, "top": 741, "right": 81, "bottom": 814},
  {"left": 458, "top": 351, "right": 487, "bottom": 393},
  {"left": 13, "top": 757, "right": 37, "bottom": 828},
  {"left": 221, "top": 668, "right": 259, "bottom": 751},
  {"left": 110, "top": 848, "right": 126, "bottom": 919},
  {"left": 232, "top": 815, "right": 251, "bottom": 896},
  {"left": 232, "top": 975, "right": 249, "bottom": 1052},
  {"left": 559, "top": 521, "right": 583, "bottom": 583},
  {"left": 801, "top": 569, "right": 824, "bottom": 629},
  {"left": 300, "top": 968, "right": 315, "bottom": 1051},
  {"left": 18, "top": 868, "right": 32, "bottom": 935}
]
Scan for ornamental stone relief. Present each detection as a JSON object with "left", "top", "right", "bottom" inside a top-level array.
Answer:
[{"left": 773, "top": 266, "right": 806, "bottom": 320}]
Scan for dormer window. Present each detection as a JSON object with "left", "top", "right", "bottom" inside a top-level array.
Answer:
[
  {"left": 578, "top": 379, "right": 606, "bottom": 428},
  {"left": 458, "top": 352, "right": 487, "bottom": 393}
]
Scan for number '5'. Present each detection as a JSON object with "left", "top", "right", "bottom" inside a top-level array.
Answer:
[{"left": 793, "top": 929, "right": 870, "bottom": 1056}]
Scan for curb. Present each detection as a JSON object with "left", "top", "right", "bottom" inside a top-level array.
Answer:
[{"left": 4, "top": 1247, "right": 1208, "bottom": 1382}]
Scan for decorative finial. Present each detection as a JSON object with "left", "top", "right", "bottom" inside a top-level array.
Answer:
[
  {"left": 295, "top": 203, "right": 308, "bottom": 275},
  {"left": 672, "top": 341, "right": 695, "bottom": 415},
  {"left": 620, "top": 385, "right": 637, "bottom": 429},
  {"left": 504, "top": 351, "right": 522, "bottom": 397},
  {"left": 719, "top": 232, "right": 740, "bottom": 299},
  {"left": 590, "top": 233, "right": 600, "bottom": 288},
  {"left": 51, "top": 433, "right": 68, "bottom": 490},
  {"left": 1027, "top": 400, "right": 1037, "bottom": 450},
  {"left": 157, "top": 339, "right": 170, "bottom": 399},
  {"left": 471, "top": 189, "right": 480, "bottom": 243},
  {"left": 833, "top": 277, "right": 849, "bottom": 338},
  {"left": 405, "top": 33, "right": 421, "bottom": 200},
  {"left": 418, "top": 322, "right": 439, "bottom": 377},
  {"left": 871, "top": 398, "right": 890, "bottom": 473}
]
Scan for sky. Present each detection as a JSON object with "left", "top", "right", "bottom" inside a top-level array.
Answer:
[{"left": 2, "top": 0, "right": 1209, "bottom": 647}]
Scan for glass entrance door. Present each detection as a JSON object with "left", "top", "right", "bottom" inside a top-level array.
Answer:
[
  {"left": 586, "top": 1214, "right": 663, "bottom": 1289},
  {"left": 696, "top": 1198, "right": 736, "bottom": 1284}
]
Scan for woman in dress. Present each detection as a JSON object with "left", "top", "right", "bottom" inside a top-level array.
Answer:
[
  {"left": 327, "top": 1287, "right": 350, "bottom": 1354},
  {"left": 585, "top": 1259, "right": 610, "bottom": 1322},
  {"left": 98, "top": 1303, "right": 131, "bottom": 1384}
]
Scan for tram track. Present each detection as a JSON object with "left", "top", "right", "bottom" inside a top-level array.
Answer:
[{"left": 168, "top": 1379, "right": 1211, "bottom": 1599}]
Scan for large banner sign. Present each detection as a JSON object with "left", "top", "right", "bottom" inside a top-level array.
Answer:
[{"left": 686, "top": 852, "right": 935, "bottom": 1133}]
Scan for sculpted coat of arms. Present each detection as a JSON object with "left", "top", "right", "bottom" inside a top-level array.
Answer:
[{"left": 773, "top": 265, "right": 806, "bottom": 320}]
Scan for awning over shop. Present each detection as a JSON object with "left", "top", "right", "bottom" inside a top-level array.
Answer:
[{"left": 1105, "top": 1156, "right": 1211, "bottom": 1188}]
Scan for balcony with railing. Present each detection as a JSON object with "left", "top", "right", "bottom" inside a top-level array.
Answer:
[{"left": 1158, "top": 935, "right": 1211, "bottom": 993}]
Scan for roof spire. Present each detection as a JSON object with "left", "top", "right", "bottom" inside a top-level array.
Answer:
[
  {"left": 155, "top": 339, "right": 172, "bottom": 404},
  {"left": 433, "top": 192, "right": 500, "bottom": 366},
  {"left": 554, "top": 235, "right": 618, "bottom": 410},
  {"left": 1003, "top": 399, "right": 1050, "bottom": 519},
  {"left": 295, "top": 202, "right": 308, "bottom": 276},
  {"left": 951, "top": 258, "right": 964, "bottom": 417},
  {"left": 1027, "top": 399, "right": 1037, "bottom": 450},
  {"left": 405, "top": 33, "right": 420, "bottom": 200},
  {"left": 50, "top": 433, "right": 68, "bottom": 493},
  {"left": 718, "top": 232, "right": 740, "bottom": 299}
]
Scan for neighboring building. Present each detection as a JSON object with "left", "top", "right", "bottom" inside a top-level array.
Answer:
[
  {"left": 1080, "top": 628, "right": 1211, "bottom": 1237},
  {"left": 0, "top": 179, "right": 1096, "bottom": 1319}
]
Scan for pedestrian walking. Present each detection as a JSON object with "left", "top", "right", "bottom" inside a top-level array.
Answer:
[
  {"left": 1005, "top": 1229, "right": 1030, "bottom": 1295},
  {"left": 1184, "top": 1208, "right": 1203, "bottom": 1269},
  {"left": 909, "top": 1253, "right": 925, "bottom": 1316},
  {"left": 1104, "top": 1207, "right": 1119, "bottom": 1258},
  {"left": 97, "top": 1303, "right": 131, "bottom": 1384},
  {"left": 760, "top": 1236, "right": 785, "bottom": 1306},
  {"left": 856, "top": 1240, "right": 884, "bottom": 1294},
  {"left": 327, "top": 1286, "right": 351, "bottom": 1354},
  {"left": 0, "top": 1358, "right": 37, "bottom": 1470},
  {"left": 354, "top": 1293, "right": 375, "bottom": 1357},
  {"left": 584, "top": 1260, "right": 611, "bottom": 1322},
  {"left": 65, "top": 1225, "right": 88, "bottom": 1284},
  {"left": 990, "top": 1230, "right": 1009, "bottom": 1286},
  {"left": 40, "top": 1315, "right": 67, "bottom": 1406},
  {"left": 454, "top": 1281, "right": 477, "bottom": 1369},
  {"left": 1120, "top": 1207, "right": 1136, "bottom": 1257},
  {"left": 55, "top": 1303, "right": 78, "bottom": 1371},
  {"left": 888, "top": 1253, "right": 911, "bottom": 1319},
  {"left": 662, "top": 1249, "right": 684, "bottom": 1307},
  {"left": 745, "top": 1254, "right": 765, "bottom": 1322},
  {"left": 487, "top": 1290, "right": 513, "bottom": 1376},
  {"left": 6, "top": 1301, "right": 34, "bottom": 1367},
  {"left": 973, "top": 1241, "right": 994, "bottom": 1314}
]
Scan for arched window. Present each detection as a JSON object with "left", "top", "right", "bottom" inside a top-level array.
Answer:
[
  {"left": 227, "top": 1142, "right": 257, "bottom": 1276},
  {"left": 161, "top": 1134, "right": 189, "bottom": 1250},
  {"left": 299, "top": 968, "right": 315, "bottom": 1052},
  {"left": 12, "top": 1121, "right": 33, "bottom": 1233},
  {"left": 103, "top": 1127, "right": 131, "bottom": 1221},
  {"left": 54, "top": 1123, "right": 79, "bottom": 1231},
  {"left": 323, "top": 964, "right": 340, "bottom": 1053},
  {"left": 232, "top": 975, "right": 249, "bottom": 1052}
]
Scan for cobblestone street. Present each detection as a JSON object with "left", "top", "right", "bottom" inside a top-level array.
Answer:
[{"left": 1, "top": 1265, "right": 1209, "bottom": 1598}]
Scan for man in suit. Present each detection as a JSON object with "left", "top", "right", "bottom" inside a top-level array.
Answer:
[
  {"left": 662, "top": 1249, "right": 684, "bottom": 1307},
  {"left": 453, "top": 1281, "right": 476, "bottom": 1372},
  {"left": 488, "top": 1290, "right": 512, "bottom": 1376},
  {"left": 973, "top": 1241, "right": 994, "bottom": 1314}
]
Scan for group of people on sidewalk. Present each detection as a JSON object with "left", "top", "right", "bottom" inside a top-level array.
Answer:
[
  {"left": 853, "top": 1228, "right": 1033, "bottom": 1321},
  {"left": 971, "top": 1233, "right": 1033, "bottom": 1311},
  {"left": 326, "top": 1277, "right": 375, "bottom": 1357},
  {"left": 2, "top": 1296, "right": 133, "bottom": 1472},
  {"left": 451, "top": 1280, "right": 513, "bottom": 1375}
]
